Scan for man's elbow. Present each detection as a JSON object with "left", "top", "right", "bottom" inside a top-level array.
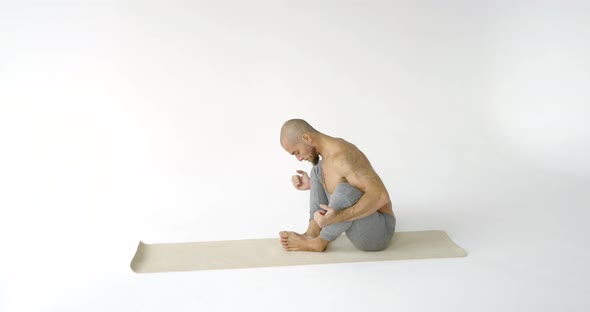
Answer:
[
  {"left": 365, "top": 185, "right": 390, "bottom": 209},
  {"left": 378, "top": 189, "right": 391, "bottom": 207}
]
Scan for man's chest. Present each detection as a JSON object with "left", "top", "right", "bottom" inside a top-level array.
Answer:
[{"left": 320, "top": 160, "right": 347, "bottom": 195}]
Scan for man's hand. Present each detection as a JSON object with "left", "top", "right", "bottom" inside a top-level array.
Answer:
[
  {"left": 291, "top": 170, "right": 311, "bottom": 191},
  {"left": 314, "top": 204, "right": 338, "bottom": 228}
]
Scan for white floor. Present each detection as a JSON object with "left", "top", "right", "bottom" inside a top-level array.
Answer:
[{"left": 2, "top": 160, "right": 588, "bottom": 312}]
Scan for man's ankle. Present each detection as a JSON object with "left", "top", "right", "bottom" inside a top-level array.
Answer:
[
  {"left": 304, "top": 232, "right": 319, "bottom": 238},
  {"left": 311, "top": 236, "right": 328, "bottom": 252}
]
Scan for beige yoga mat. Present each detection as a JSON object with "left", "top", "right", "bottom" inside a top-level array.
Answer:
[{"left": 130, "top": 230, "right": 466, "bottom": 273}]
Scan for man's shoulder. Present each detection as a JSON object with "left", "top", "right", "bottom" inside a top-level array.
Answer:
[
  {"left": 325, "top": 138, "right": 364, "bottom": 166},
  {"left": 332, "top": 149, "right": 362, "bottom": 172}
]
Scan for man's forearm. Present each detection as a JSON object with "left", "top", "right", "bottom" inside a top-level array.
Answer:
[{"left": 335, "top": 191, "right": 389, "bottom": 223}]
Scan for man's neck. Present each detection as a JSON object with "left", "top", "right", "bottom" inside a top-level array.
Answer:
[{"left": 314, "top": 133, "right": 335, "bottom": 159}]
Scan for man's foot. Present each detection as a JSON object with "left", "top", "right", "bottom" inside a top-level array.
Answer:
[{"left": 279, "top": 231, "right": 328, "bottom": 252}]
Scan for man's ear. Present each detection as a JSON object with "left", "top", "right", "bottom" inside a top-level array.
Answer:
[{"left": 301, "top": 133, "right": 312, "bottom": 144}]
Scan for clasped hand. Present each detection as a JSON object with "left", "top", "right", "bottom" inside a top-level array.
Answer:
[{"left": 314, "top": 204, "right": 338, "bottom": 228}]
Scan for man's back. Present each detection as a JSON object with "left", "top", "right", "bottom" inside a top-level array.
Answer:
[{"left": 319, "top": 137, "right": 394, "bottom": 216}]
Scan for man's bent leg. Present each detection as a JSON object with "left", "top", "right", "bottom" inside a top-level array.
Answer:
[
  {"left": 319, "top": 183, "right": 363, "bottom": 241},
  {"left": 309, "top": 161, "right": 329, "bottom": 220},
  {"left": 320, "top": 183, "right": 395, "bottom": 251},
  {"left": 346, "top": 212, "right": 395, "bottom": 251},
  {"left": 279, "top": 161, "right": 330, "bottom": 251},
  {"left": 306, "top": 161, "right": 329, "bottom": 238}
]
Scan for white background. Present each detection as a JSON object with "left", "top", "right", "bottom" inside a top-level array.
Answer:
[{"left": 1, "top": 1, "right": 589, "bottom": 311}]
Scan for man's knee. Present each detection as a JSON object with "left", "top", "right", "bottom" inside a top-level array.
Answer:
[{"left": 329, "top": 183, "right": 363, "bottom": 209}]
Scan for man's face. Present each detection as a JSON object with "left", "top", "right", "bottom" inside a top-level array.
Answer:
[{"left": 283, "top": 140, "right": 320, "bottom": 165}]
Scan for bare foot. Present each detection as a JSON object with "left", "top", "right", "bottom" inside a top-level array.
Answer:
[{"left": 279, "top": 231, "right": 328, "bottom": 252}]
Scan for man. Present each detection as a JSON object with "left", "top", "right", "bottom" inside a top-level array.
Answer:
[{"left": 279, "top": 119, "right": 396, "bottom": 252}]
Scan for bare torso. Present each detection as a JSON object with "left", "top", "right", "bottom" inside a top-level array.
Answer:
[{"left": 320, "top": 138, "right": 394, "bottom": 216}]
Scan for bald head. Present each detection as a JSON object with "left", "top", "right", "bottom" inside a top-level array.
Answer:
[{"left": 280, "top": 119, "right": 317, "bottom": 145}]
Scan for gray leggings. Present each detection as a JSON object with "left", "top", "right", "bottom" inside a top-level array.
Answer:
[{"left": 310, "top": 161, "right": 396, "bottom": 251}]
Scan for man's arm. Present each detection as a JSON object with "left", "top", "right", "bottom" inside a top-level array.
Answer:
[{"left": 332, "top": 153, "right": 390, "bottom": 223}]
